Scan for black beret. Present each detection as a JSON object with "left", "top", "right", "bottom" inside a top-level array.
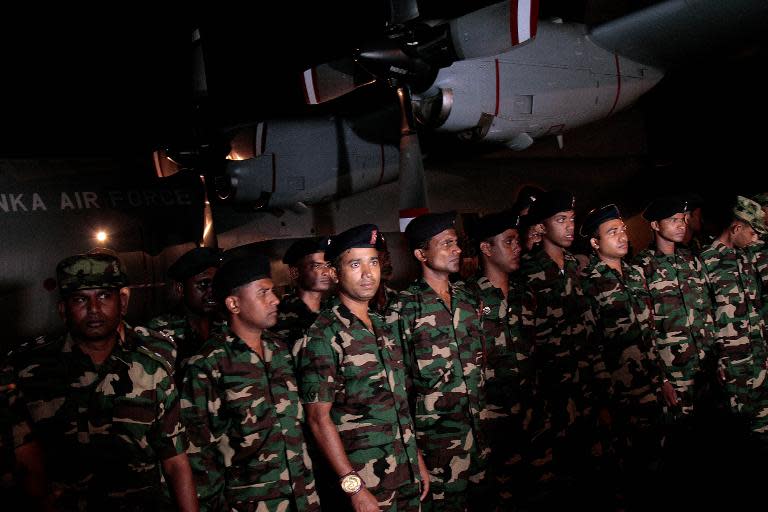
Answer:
[
  {"left": 469, "top": 210, "right": 520, "bottom": 242},
  {"left": 512, "top": 185, "right": 545, "bottom": 214},
  {"left": 403, "top": 211, "right": 456, "bottom": 249},
  {"left": 168, "top": 247, "right": 222, "bottom": 281},
  {"left": 212, "top": 253, "right": 271, "bottom": 302},
  {"left": 326, "top": 224, "right": 380, "bottom": 262},
  {"left": 580, "top": 204, "right": 622, "bottom": 237},
  {"left": 679, "top": 192, "right": 704, "bottom": 210},
  {"left": 642, "top": 196, "right": 690, "bottom": 222},
  {"left": 526, "top": 190, "right": 575, "bottom": 224},
  {"left": 282, "top": 237, "right": 328, "bottom": 266}
]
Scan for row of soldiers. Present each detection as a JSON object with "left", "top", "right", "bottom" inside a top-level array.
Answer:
[{"left": 2, "top": 188, "right": 768, "bottom": 511}]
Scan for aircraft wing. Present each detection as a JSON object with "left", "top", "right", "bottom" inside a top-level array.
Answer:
[{"left": 588, "top": 0, "right": 768, "bottom": 68}]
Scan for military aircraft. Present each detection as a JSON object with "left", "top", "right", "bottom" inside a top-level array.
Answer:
[{"left": 2, "top": 0, "right": 767, "bottom": 344}]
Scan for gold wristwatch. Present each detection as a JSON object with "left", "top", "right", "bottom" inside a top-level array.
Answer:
[{"left": 339, "top": 471, "right": 364, "bottom": 495}]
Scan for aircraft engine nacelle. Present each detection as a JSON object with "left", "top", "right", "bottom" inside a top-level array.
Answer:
[
  {"left": 413, "top": 20, "right": 664, "bottom": 149},
  {"left": 222, "top": 117, "right": 400, "bottom": 209}
]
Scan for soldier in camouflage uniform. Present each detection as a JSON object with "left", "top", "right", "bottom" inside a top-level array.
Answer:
[
  {"left": 579, "top": 204, "right": 669, "bottom": 508},
  {"left": 518, "top": 190, "right": 601, "bottom": 505},
  {"left": 272, "top": 237, "right": 333, "bottom": 348},
  {"left": 148, "top": 247, "right": 224, "bottom": 370},
  {"left": 181, "top": 253, "right": 319, "bottom": 511},
  {"left": 466, "top": 210, "right": 532, "bottom": 509},
  {"left": 633, "top": 197, "right": 718, "bottom": 420},
  {"left": 295, "top": 224, "right": 429, "bottom": 511},
  {"left": 7, "top": 253, "right": 197, "bottom": 511},
  {"left": 395, "top": 212, "right": 488, "bottom": 512},
  {"left": 701, "top": 196, "right": 768, "bottom": 440},
  {"left": 372, "top": 232, "right": 400, "bottom": 314}
]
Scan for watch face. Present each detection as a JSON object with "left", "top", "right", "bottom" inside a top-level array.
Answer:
[{"left": 341, "top": 474, "right": 363, "bottom": 494}]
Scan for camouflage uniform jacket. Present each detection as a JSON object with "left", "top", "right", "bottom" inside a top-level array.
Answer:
[
  {"left": 8, "top": 329, "right": 188, "bottom": 509},
  {"left": 395, "top": 278, "right": 487, "bottom": 490},
  {"left": 295, "top": 299, "right": 422, "bottom": 496},
  {"left": 519, "top": 249, "right": 599, "bottom": 414},
  {"left": 701, "top": 241, "right": 768, "bottom": 368},
  {"left": 1, "top": 362, "right": 33, "bottom": 482},
  {"left": 581, "top": 255, "right": 663, "bottom": 417},
  {"left": 469, "top": 275, "right": 532, "bottom": 417},
  {"left": 147, "top": 313, "right": 225, "bottom": 370},
  {"left": 182, "top": 326, "right": 319, "bottom": 511},
  {"left": 633, "top": 246, "right": 717, "bottom": 413},
  {"left": 748, "top": 241, "right": 768, "bottom": 316},
  {"left": 272, "top": 291, "right": 321, "bottom": 349}
]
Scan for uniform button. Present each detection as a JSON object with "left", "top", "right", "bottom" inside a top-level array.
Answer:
[{"left": 482, "top": 306, "right": 491, "bottom": 315}]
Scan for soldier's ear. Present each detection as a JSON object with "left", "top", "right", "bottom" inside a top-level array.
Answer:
[
  {"left": 173, "top": 281, "right": 183, "bottom": 296},
  {"left": 225, "top": 295, "right": 239, "bottom": 315},
  {"left": 57, "top": 300, "right": 66, "bottom": 321},
  {"left": 288, "top": 266, "right": 299, "bottom": 281},
  {"left": 479, "top": 241, "right": 493, "bottom": 258},
  {"left": 414, "top": 248, "right": 427, "bottom": 263},
  {"left": 330, "top": 266, "right": 339, "bottom": 283},
  {"left": 649, "top": 220, "right": 660, "bottom": 232},
  {"left": 119, "top": 287, "right": 131, "bottom": 317},
  {"left": 590, "top": 237, "right": 599, "bottom": 251}
]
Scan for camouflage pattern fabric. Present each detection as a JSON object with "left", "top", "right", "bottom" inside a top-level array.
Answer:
[
  {"left": 7, "top": 329, "right": 188, "bottom": 510},
  {"left": 182, "top": 327, "right": 319, "bottom": 512},
  {"left": 56, "top": 253, "right": 129, "bottom": 293},
  {"left": 372, "top": 285, "right": 400, "bottom": 315},
  {"left": 748, "top": 241, "right": 768, "bottom": 316},
  {"left": 146, "top": 314, "right": 225, "bottom": 371},
  {"left": 519, "top": 248, "right": 599, "bottom": 487},
  {"left": 581, "top": 255, "right": 664, "bottom": 429},
  {"left": 634, "top": 247, "right": 717, "bottom": 417},
  {"left": 294, "top": 299, "right": 422, "bottom": 509},
  {"left": 701, "top": 241, "right": 768, "bottom": 436},
  {"left": 272, "top": 291, "right": 321, "bottom": 349},
  {"left": 395, "top": 278, "right": 488, "bottom": 511},
  {"left": 469, "top": 275, "right": 533, "bottom": 508}
]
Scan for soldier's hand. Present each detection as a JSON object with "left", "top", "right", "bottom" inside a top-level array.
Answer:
[
  {"left": 417, "top": 449, "right": 431, "bottom": 501},
  {"left": 350, "top": 487, "right": 381, "bottom": 512},
  {"left": 661, "top": 380, "right": 678, "bottom": 406}
]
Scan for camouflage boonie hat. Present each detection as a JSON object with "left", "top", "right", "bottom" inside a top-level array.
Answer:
[
  {"left": 56, "top": 253, "right": 129, "bottom": 294},
  {"left": 752, "top": 192, "right": 768, "bottom": 208},
  {"left": 734, "top": 195, "right": 767, "bottom": 235}
]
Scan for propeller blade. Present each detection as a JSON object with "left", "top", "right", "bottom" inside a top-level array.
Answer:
[
  {"left": 449, "top": 0, "right": 539, "bottom": 60},
  {"left": 302, "top": 59, "right": 376, "bottom": 105},
  {"left": 199, "top": 174, "right": 218, "bottom": 248},
  {"left": 396, "top": 86, "right": 429, "bottom": 231}
]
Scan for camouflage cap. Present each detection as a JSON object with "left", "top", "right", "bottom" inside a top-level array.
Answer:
[
  {"left": 734, "top": 195, "right": 767, "bottom": 234},
  {"left": 57, "top": 253, "right": 129, "bottom": 294},
  {"left": 752, "top": 192, "right": 768, "bottom": 208}
]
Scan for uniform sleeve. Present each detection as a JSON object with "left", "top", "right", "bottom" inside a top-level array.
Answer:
[
  {"left": 148, "top": 367, "right": 188, "bottom": 460},
  {"left": 295, "top": 328, "right": 340, "bottom": 404},
  {"left": 1, "top": 363, "right": 34, "bottom": 450},
  {"left": 180, "top": 361, "right": 227, "bottom": 503}
]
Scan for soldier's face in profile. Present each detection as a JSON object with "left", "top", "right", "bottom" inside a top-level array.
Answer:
[
  {"left": 733, "top": 221, "right": 758, "bottom": 248},
  {"left": 60, "top": 288, "right": 123, "bottom": 342},
  {"left": 484, "top": 228, "right": 521, "bottom": 272},
  {"left": 594, "top": 219, "right": 629, "bottom": 259},
  {"left": 542, "top": 210, "right": 575, "bottom": 248},
  {"left": 297, "top": 253, "right": 333, "bottom": 292},
  {"left": 183, "top": 266, "right": 218, "bottom": 315},
  {"left": 230, "top": 278, "right": 280, "bottom": 329},
  {"left": 654, "top": 213, "right": 688, "bottom": 243},
  {"left": 336, "top": 248, "right": 380, "bottom": 303},
  {"left": 421, "top": 228, "right": 462, "bottom": 274}
]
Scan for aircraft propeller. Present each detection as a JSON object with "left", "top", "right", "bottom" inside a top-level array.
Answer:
[{"left": 302, "top": 0, "right": 538, "bottom": 228}]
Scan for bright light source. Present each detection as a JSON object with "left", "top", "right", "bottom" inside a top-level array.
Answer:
[{"left": 96, "top": 231, "right": 108, "bottom": 242}]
